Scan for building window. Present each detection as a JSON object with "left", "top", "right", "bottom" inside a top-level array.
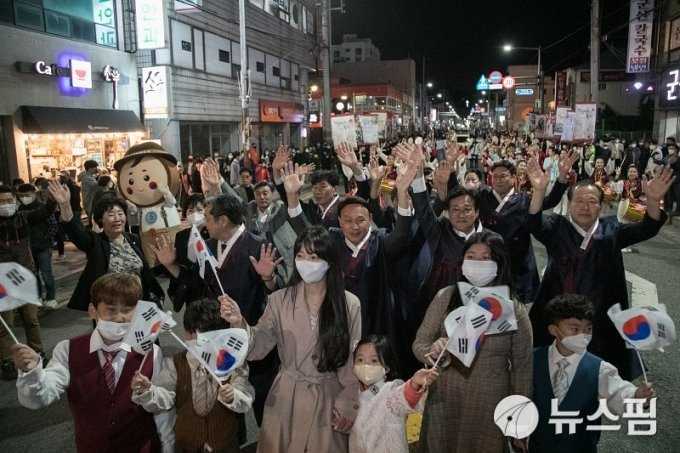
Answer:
[
  {"left": 219, "top": 49, "right": 230, "bottom": 63},
  {"left": 273, "top": 66, "right": 280, "bottom": 77},
  {"left": 256, "top": 61, "right": 265, "bottom": 73},
  {"left": 15, "top": 1, "right": 43, "bottom": 30},
  {"left": 181, "top": 40, "right": 192, "bottom": 51},
  {"left": 231, "top": 63, "right": 241, "bottom": 79},
  {"left": 599, "top": 82, "right": 606, "bottom": 90}
]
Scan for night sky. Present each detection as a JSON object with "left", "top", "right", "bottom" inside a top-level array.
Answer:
[{"left": 333, "top": 0, "right": 632, "bottom": 111}]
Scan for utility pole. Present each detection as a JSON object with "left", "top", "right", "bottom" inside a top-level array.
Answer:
[
  {"left": 321, "top": 0, "right": 332, "bottom": 143},
  {"left": 590, "top": 0, "right": 600, "bottom": 106},
  {"left": 421, "top": 56, "right": 426, "bottom": 131},
  {"left": 238, "top": 0, "right": 250, "bottom": 152},
  {"left": 537, "top": 45, "right": 543, "bottom": 113}
]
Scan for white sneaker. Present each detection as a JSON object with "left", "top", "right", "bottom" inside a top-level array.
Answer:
[{"left": 43, "top": 299, "right": 59, "bottom": 309}]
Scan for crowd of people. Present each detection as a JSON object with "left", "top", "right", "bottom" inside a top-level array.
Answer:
[{"left": 0, "top": 130, "right": 677, "bottom": 453}]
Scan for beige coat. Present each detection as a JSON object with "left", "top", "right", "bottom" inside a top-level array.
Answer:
[
  {"left": 248, "top": 282, "right": 362, "bottom": 453},
  {"left": 412, "top": 286, "right": 533, "bottom": 453}
]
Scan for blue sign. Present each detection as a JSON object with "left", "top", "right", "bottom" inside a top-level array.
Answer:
[
  {"left": 476, "top": 75, "right": 489, "bottom": 91},
  {"left": 515, "top": 88, "right": 534, "bottom": 96}
]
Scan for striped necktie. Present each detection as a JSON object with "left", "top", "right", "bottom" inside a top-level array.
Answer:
[
  {"left": 553, "top": 358, "right": 570, "bottom": 402},
  {"left": 102, "top": 350, "right": 119, "bottom": 394}
]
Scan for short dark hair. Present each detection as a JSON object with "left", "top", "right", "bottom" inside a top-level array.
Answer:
[
  {"left": 337, "top": 196, "right": 369, "bottom": 217},
  {"left": 92, "top": 196, "right": 128, "bottom": 228},
  {"left": 15, "top": 183, "right": 36, "bottom": 194},
  {"left": 33, "top": 178, "right": 48, "bottom": 190},
  {"left": 310, "top": 170, "right": 339, "bottom": 187},
  {"left": 544, "top": 294, "right": 595, "bottom": 325},
  {"left": 186, "top": 193, "right": 205, "bottom": 210},
  {"left": 567, "top": 180, "right": 604, "bottom": 203},
  {"left": 208, "top": 194, "right": 245, "bottom": 226},
  {"left": 97, "top": 175, "right": 112, "bottom": 188},
  {"left": 84, "top": 160, "right": 99, "bottom": 170},
  {"left": 90, "top": 273, "right": 142, "bottom": 307},
  {"left": 183, "top": 298, "right": 228, "bottom": 333},
  {"left": 491, "top": 160, "right": 516, "bottom": 175},
  {"left": 446, "top": 186, "right": 479, "bottom": 210},
  {"left": 666, "top": 136, "right": 676, "bottom": 143},
  {"left": 253, "top": 181, "right": 273, "bottom": 192},
  {"left": 464, "top": 168, "right": 482, "bottom": 180},
  {"left": 11, "top": 178, "right": 24, "bottom": 187},
  {"left": 239, "top": 168, "right": 253, "bottom": 176},
  {"left": 354, "top": 334, "right": 399, "bottom": 381},
  {"left": 0, "top": 185, "right": 13, "bottom": 194}
]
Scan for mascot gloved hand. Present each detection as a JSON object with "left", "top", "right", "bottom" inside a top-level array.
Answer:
[{"left": 114, "top": 142, "right": 181, "bottom": 267}]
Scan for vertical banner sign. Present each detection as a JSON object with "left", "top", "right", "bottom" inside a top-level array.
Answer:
[
  {"left": 554, "top": 71, "right": 568, "bottom": 107},
  {"left": 136, "top": 0, "right": 166, "bottom": 50},
  {"left": 626, "top": 0, "right": 654, "bottom": 73},
  {"left": 330, "top": 115, "right": 359, "bottom": 149},
  {"left": 574, "top": 103, "right": 597, "bottom": 142},
  {"left": 142, "top": 66, "right": 169, "bottom": 118}
]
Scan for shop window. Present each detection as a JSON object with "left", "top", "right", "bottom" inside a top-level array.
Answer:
[
  {"left": 15, "top": 1, "right": 43, "bottom": 30},
  {"left": 219, "top": 49, "right": 230, "bottom": 63},
  {"left": 0, "top": 1, "right": 13, "bottom": 23},
  {"left": 181, "top": 40, "right": 192, "bottom": 51},
  {"left": 256, "top": 61, "right": 265, "bottom": 73}
]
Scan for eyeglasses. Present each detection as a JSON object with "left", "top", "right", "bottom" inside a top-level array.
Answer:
[{"left": 450, "top": 208, "right": 475, "bottom": 216}]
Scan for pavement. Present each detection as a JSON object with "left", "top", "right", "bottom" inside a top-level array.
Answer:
[{"left": 1, "top": 220, "right": 679, "bottom": 452}]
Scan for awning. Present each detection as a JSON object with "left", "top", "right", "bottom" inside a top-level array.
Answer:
[{"left": 16, "top": 106, "right": 145, "bottom": 134}]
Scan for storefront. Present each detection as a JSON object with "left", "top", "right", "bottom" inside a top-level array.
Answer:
[
  {"left": 655, "top": 63, "right": 680, "bottom": 141},
  {"left": 257, "top": 100, "right": 304, "bottom": 151}
]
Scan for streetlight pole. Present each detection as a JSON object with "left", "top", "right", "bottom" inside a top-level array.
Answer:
[
  {"left": 321, "top": 0, "right": 332, "bottom": 143},
  {"left": 537, "top": 45, "right": 543, "bottom": 114}
]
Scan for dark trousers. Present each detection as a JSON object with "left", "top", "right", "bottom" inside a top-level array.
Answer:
[{"left": 32, "top": 248, "right": 55, "bottom": 300}]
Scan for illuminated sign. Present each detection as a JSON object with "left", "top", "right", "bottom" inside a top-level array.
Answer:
[
  {"left": 476, "top": 75, "right": 489, "bottom": 91},
  {"left": 70, "top": 59, "right": 92, "bottom": 89},
  {"left": 143, "top": 66, "right": 169, "bottom": 118},
  {"left": 502, "top": 76, "right": 515, "bottom": 89},
  {"left": 660, "top": 65, "right": 680, "bottom": 109},
  {"left": 136, "top": 0, "right": 166, "bottom": 49},
  {"left": 515, "top": 88, "right": 534, "bottom": 96},
  {"left": 488, "top": 71, "right": 503, "bottom": 84}
]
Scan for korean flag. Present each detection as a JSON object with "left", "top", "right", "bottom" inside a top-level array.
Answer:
[
  {"left": 122, "top": 301, "right": 176, "bottom": 354},
  {"left": 444, "top": 303, "right": 493, "bottom": 367},
  {"left": 608, "top": 303, "right": 676, "bottom": 352},
  {"left": 458, "top": 282, "right": 517, "bottom": 335},
  {"left": 193, "top": 328, "right": 249, "bottom": 379},
  {"left": 0, "top": 262, "right": 41, "bottom": 311}
]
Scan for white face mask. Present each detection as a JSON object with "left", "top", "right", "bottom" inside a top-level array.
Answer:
[
  {"left": 462, "top": 259, "right": 498, "bottom": 287},
  {"left": 295, "top": 259, "right": 330, "bottom": 283},
  {"left": 188, "top": 211, "right": 205, "bottom": 226},
  {"left": 19, "top": 195, "right": 35, "bottom": 205},
  {"left": 96, "top": 319, "right": 130, "bottom": 342},
  {"left": 0, "top": 203, "right": 17, "bottom": 217},
  {"left": 353, "top": 364, "right": 386, "bottom": 386},
  {"left": 560, "top": 333, "right": 592, "bottom": 354}
]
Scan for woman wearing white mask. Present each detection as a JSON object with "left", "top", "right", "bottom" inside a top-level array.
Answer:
[
  {"left": 412, "top": 231, "right": 533, "bottom": 453},
  {"left": 220, "top": 225, "right": 362, "bottom": 453}
]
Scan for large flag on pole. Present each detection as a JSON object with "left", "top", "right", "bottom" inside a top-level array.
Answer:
[
  {"left": 608, "top": 303, "right": 676, "bottom": 352},
  {"left": 458, "top": 282, "right": 517, "bottom": 335},
  {"left": 187, "top": 224, "right": 218, "bottom": 278},
  {"left": 192, "top": 328, "right": 249, "bottom": 380},
  {"left": 444, "top": 303, "right": 493, "bottom": 367},
  {"left": 122, "top": 300, "right": 177, "bottom": 354},
  {"left": 0, "top": 262, "right": 41, "bottom": 311}
]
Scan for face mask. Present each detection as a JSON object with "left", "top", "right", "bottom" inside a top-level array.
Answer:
[
  {"left": 462, "top": 259, "right": 498, "bottom": 287},
  {"left": 188, "top": 211, "right": 205, "bottom": 226},
  {"left": 19, "top": 195, "right": 35, "bottom": 205},
  {"left": 353, "top": 364, "right": 386, "bottom": 386},
  {"left": 295, "top": 259, "right": 330, "bottom": 283},
  {"left": 464, "top": 181, "right": 480, "bottom": 190},
  {"left": 96, "top": 319, "right": 130, "bottom": 341},
  {"left": 560, "top": 333, "right": 592, "bottom": 354},
  {"left": 0, "top": 203, "right": 17, "bottom": 217}
]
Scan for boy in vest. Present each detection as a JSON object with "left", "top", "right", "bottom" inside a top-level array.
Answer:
[
  {"left": 12, "top": 272, "right": 174, "bottom": 453},
  {"left": 131, "top": 298, "right": 254, "bottom": 453},
  {"left": 530, "top": 294, "right": 655, "bottom": 453}
]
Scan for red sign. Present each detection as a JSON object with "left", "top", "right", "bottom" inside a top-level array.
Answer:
[
  {"left": 260, "top": 100, "right": 304, "bottom": 123},
  {"left": 502, "top": 76, "right": 515, "bottom": 89},
  {"left": 488, "top": 71, "right": 503, "bottom": 84}
]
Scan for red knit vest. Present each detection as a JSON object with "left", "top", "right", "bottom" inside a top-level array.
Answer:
[{"left": 67, "top": 334, "right": 161, "bottom": 453}]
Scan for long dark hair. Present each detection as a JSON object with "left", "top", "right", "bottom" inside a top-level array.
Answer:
[
  {"left": 287, "top": 226, "right": 350, "bottom": 373},
  {"left": 448, "top": 231, "right": 513, "bottom": 313},
  {"left": 354, "top": 334, "right": 398, "bottom": 381}
]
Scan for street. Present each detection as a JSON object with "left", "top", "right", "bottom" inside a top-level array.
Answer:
[{"left": 1, "top": 223, "right": 679, "bottom": 452}]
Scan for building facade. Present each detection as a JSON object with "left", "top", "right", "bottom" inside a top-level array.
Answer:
[
  {"left": 332, "top": 34, "right": 381, "bottom": 64},
  {"left": 653, "top": 0, "right": 680, "bottom": 142}
]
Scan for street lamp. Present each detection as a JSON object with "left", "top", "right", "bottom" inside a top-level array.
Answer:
[
  {"left": 427, "top": 82, "right": 434, "bottom": 88},
  {"left": 502, "top": 43, "right": 543, "bottom": 113},
  {"left": 481, "top": 90, "right": 486, "bottom": 95},
  {"left": 437, "top": 93, "right": 443, "bottom": 99}
]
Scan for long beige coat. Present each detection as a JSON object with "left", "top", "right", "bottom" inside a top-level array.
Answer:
[
  {"left": 412, "top": 286, "right": 533, "bottom": 453},
  {"left": 248, "top": 283, "right": 362, "bottom": 453}
]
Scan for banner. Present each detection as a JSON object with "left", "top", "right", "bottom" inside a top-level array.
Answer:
[
  {"left": 554, "top": 107, "right": 570, "bottom": 136},
  {"left": 561, "top": 111, "right": 575, "bottom": 142},
  {"left": 573, "top": 103, "right": 597, "bottom": 142},
  {"left": 372, "top": 112, "right": 388, "bottom": 140},
  {"left": 330, "top": 115, "right": 359, "bottom": 149},
  {"left": 357, "top": 115, "right": 380, "bottom": 144},
  {"left": 626, "top": 0, "right": 654, "bottom": 73}
]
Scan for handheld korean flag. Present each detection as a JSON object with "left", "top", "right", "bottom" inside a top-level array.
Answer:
[
  {"left": 193, "top": 328, "right": 249, "bottom": 380},
  {"left": 458, "top": 282, "right": 517, "bottom": 335},
  {"left": 607, "top": 303, "right": 676, "bottom": 352},
  {"left": 445, "top": 303, "right": 493, "bottom": 367},
  {"left": 122, "top": 301, "right": 177, "bottom": 354},
  {"left": 188, "top": 224, "right": 219, "bottom": 279},
  {"left": 0, "top": 263, "right": 42, "bottom": 344}
]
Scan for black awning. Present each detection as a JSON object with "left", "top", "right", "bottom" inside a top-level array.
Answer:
[{"left": 16, "top": 106, "right": 145, "bottom": 134}]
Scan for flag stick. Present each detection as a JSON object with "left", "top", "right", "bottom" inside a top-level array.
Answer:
[
  {"left": 137, "top": 350, "right": 150, "bottom": 373},
  {"left": 634, "top": 348, "right": 648, "bottom": 385},
  {"left": 168, "top": 330, "right": 223, "bottom": 385},
  {"left": 0, "top": 314, "right": 19, "bottom": 344},
  {"left": 431, "top": 347, "right": 448, "bottom": 369},
  {"left": 209, "top": 260, "right": 227, "bottom": 296}
]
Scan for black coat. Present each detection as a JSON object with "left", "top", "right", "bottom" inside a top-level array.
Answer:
[{"left": 61, "top": 216, "right": 164, "bottom": 311}]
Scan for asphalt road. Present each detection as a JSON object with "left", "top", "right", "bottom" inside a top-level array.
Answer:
[{"left": 0, "top": 223, "right": 678, "bottom": 453}]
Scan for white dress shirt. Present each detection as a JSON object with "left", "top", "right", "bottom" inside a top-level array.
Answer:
[
  {"left": 547, "top": 342, "right": 637, "bottom": 415},
  {"left": 568, "top": 216, "right": 600, "bottom": 250},
  {"left": 16, "top": 330, "right": 175, "bottom": 453},
  {"left": 217, "top": 224, "right": 246, "bottom": 267},
  {"left": 453, "top": 222, "right": 484, "bottom": 241},
  {"left": 345, "top": 226, "right": 373, "bottom": 258}
]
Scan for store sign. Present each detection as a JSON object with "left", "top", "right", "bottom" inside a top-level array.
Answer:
[
  {"left": 103, "top": 65, "right": 121, "bottom": 109},
  {"left": 626, "top": 0, "right": 654, "bottom": 73},
  {"left": 70, "top": 60, "right": 92, "bottom": 89},
  {"left": 260, "top": 100, "right": 304, "bottom": 123},
  {"left": 515, "top": 88, "right": 534, "bottom": 96},
  {"left": 659, "top": 65, "right": 680, "bottom": 109},
  {"left": 136, "top": 0, "right": 166, "bottom": 49},
  {"left": 30, "top": 61, "right": 68, "bottom": 77},
  {"left": 143, "top": 66, "right": 169, "bottom": 118}
]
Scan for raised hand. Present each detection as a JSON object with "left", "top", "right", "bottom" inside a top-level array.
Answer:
[
  {"left": 433, "top": 160, "right": 452, "bottom": 189},
  {"left": 249, "top": 243, "right": 283, "bottom": 279},
  {"left": 47, "top": 179, "right": 70, "bottom": 205},
  {"left": 558, "top": 150, "right": 579, "bottom": 181},
  {"left": 335, "top": 142, "right": 361, "bottom": 171},
  {"left": 272, "top": 145, "right": 290, "bottom": 175},
  {"left": 281, "top": 161, "right": 305, "bottom": 194},
  {"left": 201, "top": 158, "right": 221, "bottom": 192},
  {"left": 219, "top": 294, "right": 243, "bottom": 326},
  {"left": 151, "top": 234, "right": 176, "bottom": 268},
  {"left": 527, "top": 157, "right": 550, "bottom": 191},
  {"left": 368, "top": 154, "right": 387, "bottom": 181},
  {"left": 645, "top": 166, "right": 676, "bottom": 201},
  {"left": 446, "top": 141, "right": 461, "bottom": 165}
]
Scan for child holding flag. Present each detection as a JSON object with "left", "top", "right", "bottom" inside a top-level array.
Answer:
[
  {"left": 11, "top": 273, "right": 174, "bottom": 453},
  {"left": 530, "top": 294, "right": 655, "bottom": 453},
  {"left": 131, "top": 297, "right": 254, "bottom": 453}
]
